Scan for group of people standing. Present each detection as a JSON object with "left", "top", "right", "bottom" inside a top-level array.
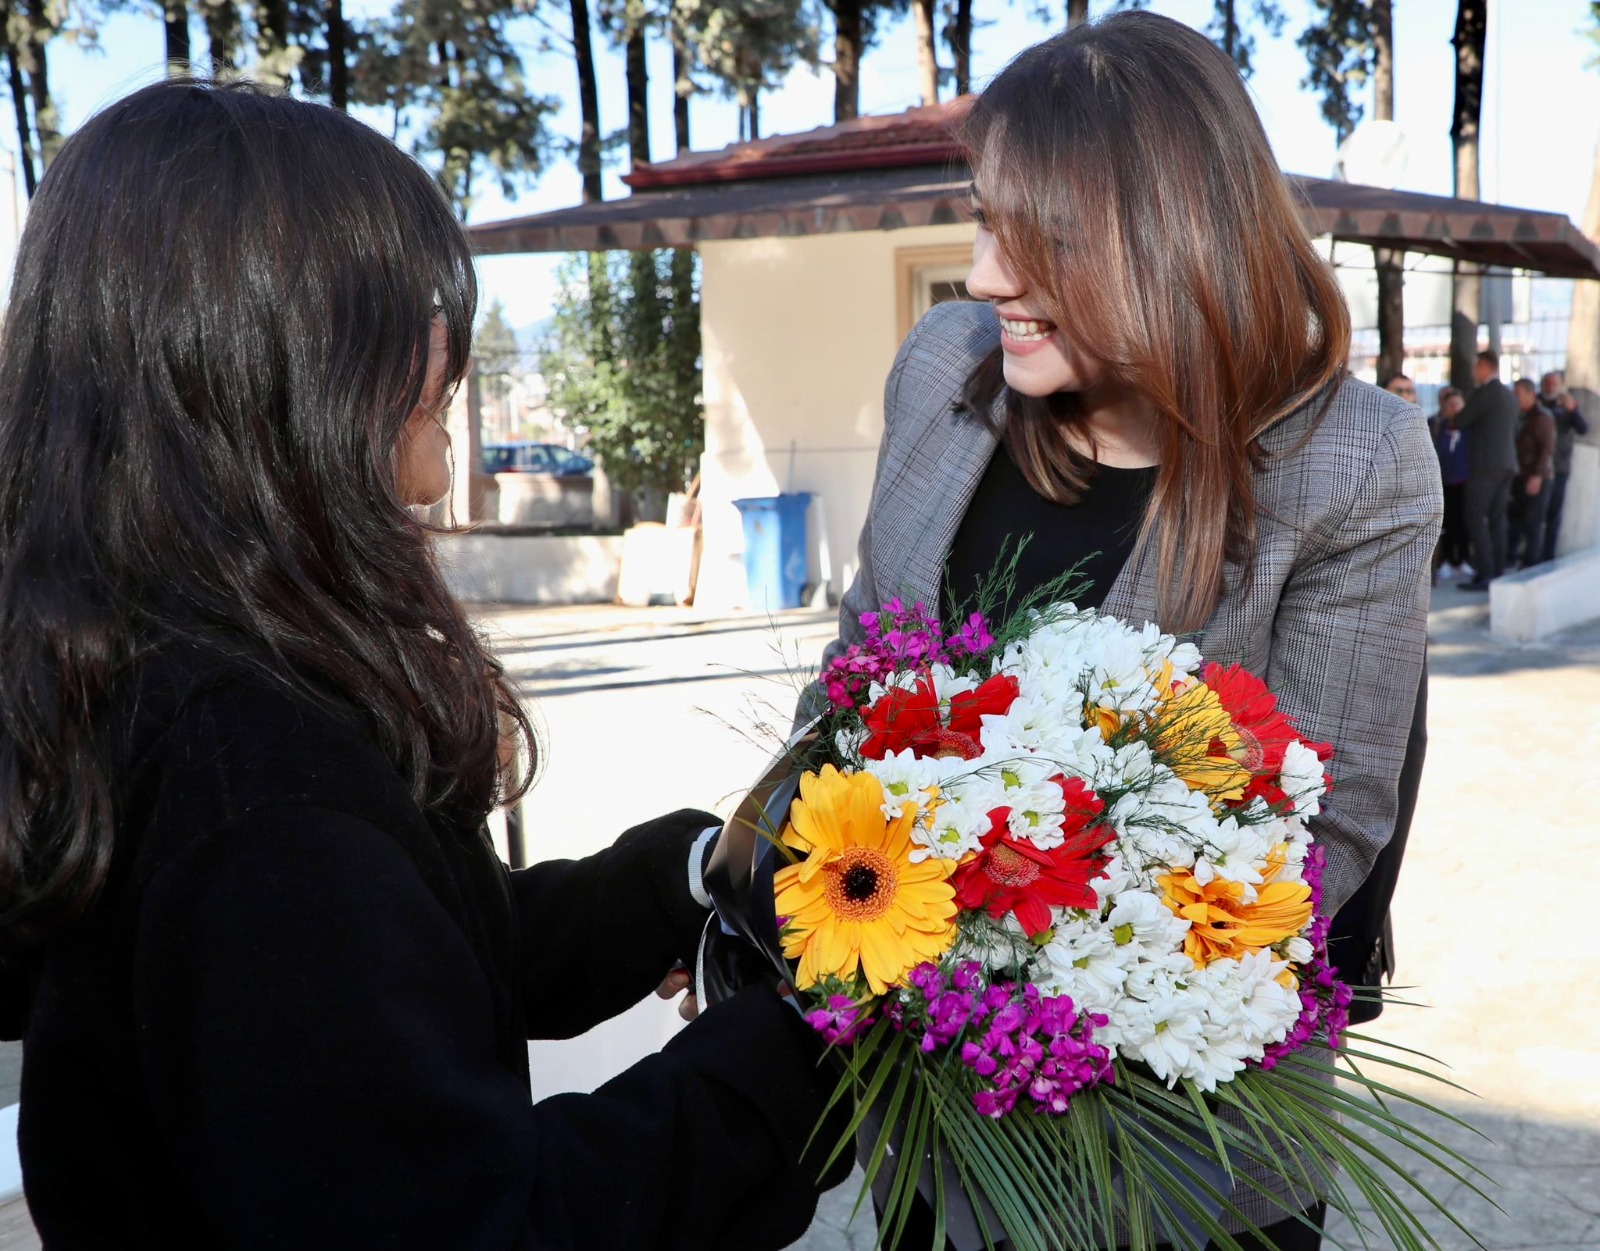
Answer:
[{"left": 1387, "top": 358, "right": 1589, "bottom": 588}]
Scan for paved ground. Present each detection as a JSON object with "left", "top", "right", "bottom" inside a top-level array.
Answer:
[{"left": 2, "top": 583, "right": 1597, "bottom": 1250}]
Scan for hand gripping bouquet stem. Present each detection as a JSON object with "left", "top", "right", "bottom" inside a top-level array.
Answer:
[{"left": 698, "top": 571, "right": 1489, "bottom": 1251}]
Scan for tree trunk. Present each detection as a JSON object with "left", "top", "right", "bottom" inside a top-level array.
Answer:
[
  {"left": 1220, "top": 0, "right": 1237, "bottom": 61},
  {"left": 832, "top": 0, "right": 862, "bottom": 122},
  {"left": 327, "top": 0, "right": 348, "bottom": 110},
  {"left": 24, "top": 0, "right": 57, "bottom": 170},
  {"left": 670, "top": 11, "right": 691, "bottom": 153},
  {"left": 1566, "top": 139, "right": 1600, "bottom": 438},
  {"left": 625, "top": 11, "right": 648, "bottom": 169},
  {"left": 748, "top": 92, "right": 759, "bottom": 141},
  {"left": 1372, "top": 0, "right": 1404, "bottom": 385},
  {"left": 255, "top": 0, "right": 289, "bottom": 57},
  {"left": 164, "top": 2, "right": 191, "bottom": 73},
  {"left": 1449, "top": 0, "right": 1486, "bottom": 393},
  {"left": 570, "top": 0, "right": 602, "bottom": 203},
  {"left": 1067, "top": 0, "right": 1088, "bottom": 28},
  {"left": 203, "top": 0, "right": 242, "bottom": 71},
  {"left": 949, "top": 0, "right": 972, "bottom": 96},
  {"left": 1373, "top": 0, "right": 1393, "bottom": 119},
  {"left": 4, "top": 29, "right": 35, "bottom": 199},
  {"left": 913, "top": 0, "right": 938, "bottom": 106}
]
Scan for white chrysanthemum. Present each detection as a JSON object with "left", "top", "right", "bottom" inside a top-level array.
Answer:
[
  {"left": 1280, "top": 740, "right": 1328, "bottom": 818},
  {"left": 1191, "top": 950, "right": 1304, "bottom": 1051},
  {"left": 927, "top": 662, "right": 980, "bottom": 709},
  {"left": 864, "top": 749, "right": 941, "bottom": 820},
  {"left": 1190, "top": 815, "right": 1278, "bottom": 892},
  {"left": 833, "top": 723, "right": 868, "bottom": 763},
  {"left": 1001, "top": 612, "right": 1095, "bottom": 686},
  {"left": 907, "top": 787, "right": 991, "bottom": 862},
  {"left": 979, "top": 697, "right": 1112, "bottom": 775},
  {"left": 1037, "top": 913, "right": 1135, "bottom": 1016},
  {"left": 1080, "top": 624, "right": 1165, "bottom": 715},
  {"left": 1105, "top": 890, "right": 1192, "bottom": 957},
  {"left": 1280, "top": 935, "right": 1314, "bottom": 965},
  {"left": 1106, "top": 982, "right": 1209, "bottom": 1084},
  {"left": 1165, "top": 638, "right": 1204, "bottom": 686},
  {"left": 1090, "top": 854, "right": 1139, "bottom": 905},
  {"left": 1002, "top": 778, "right": 1074, "bottom": 849},
  {"left": 1101, "top": 756, "right": 1214, "bottom": 876}
]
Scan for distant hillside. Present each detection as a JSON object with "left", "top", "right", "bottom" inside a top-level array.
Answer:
[{"left": 516, "top": 318, "right": 554, "bottom": 356}]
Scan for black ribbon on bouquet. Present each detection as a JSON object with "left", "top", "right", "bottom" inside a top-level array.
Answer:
[
  {"left": 692, "top": 727, "right": 1242, "bottom": 1251},
  {"left": 695, "top": 727, "right": 820, "bottom": 1006}
]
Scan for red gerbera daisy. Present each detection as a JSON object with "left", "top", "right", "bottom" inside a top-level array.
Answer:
[
  {"left": 860, "top": 672, "right": 1020, "bottom": 761},
  {"left": 951, "top": 778, "right": 1112, "bottom": 939},
  {"left": 1202, "top": 662, "right": 1330, "bottom": 774}
]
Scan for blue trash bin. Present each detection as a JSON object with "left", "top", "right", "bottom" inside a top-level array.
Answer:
[{"left": 733, "top": 493, "right": 813, "bottom": 610}]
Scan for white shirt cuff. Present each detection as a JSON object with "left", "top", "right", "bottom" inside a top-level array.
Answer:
[{"left": 687, "top": 825, "right": 719, "bottom": 910}]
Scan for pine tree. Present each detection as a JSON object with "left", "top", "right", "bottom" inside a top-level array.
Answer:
[
  {"left": 350, "top": 0, "right": 555, "bottom": 218},
  {"left": 674, "top": 0, "right": 816, "bottom": 140}
]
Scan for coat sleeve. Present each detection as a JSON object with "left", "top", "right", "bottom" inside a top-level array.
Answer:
[
  {"left": 1268, "top": 413, "right": 1442, "bottom": 916},
  {"left": 508, "top": 809, "right": 714, "bottom": 1040},
  {"left": 798, "top": 321, "right": 931, "bottom": 730},
  {"left": 135, "top": 807, "right": 840, "bottom": 1251},
  {"left": 1535, "top": 412, "right": 1556, "bottom": 476},
  {"left": 1451, "top": 384, "right": 1492, "bottom": 430}
]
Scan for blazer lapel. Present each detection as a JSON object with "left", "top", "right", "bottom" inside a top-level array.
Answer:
[
  {"left": 890, "top": 409, "right": 1000, "bottom": 609},
  {"left": 1100, "top": 526, "right": 1163, "bottom": 632}
]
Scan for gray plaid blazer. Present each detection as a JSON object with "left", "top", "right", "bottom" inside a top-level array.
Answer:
[{"left": 821, "top": 300, "right": 1443, "bottom": 1232}]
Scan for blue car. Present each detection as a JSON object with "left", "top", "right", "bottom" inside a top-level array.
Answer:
[{"left": 481, "top": 442, "right": 594, "bottom": 476}]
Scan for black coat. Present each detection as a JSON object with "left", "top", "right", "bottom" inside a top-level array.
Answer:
[
  {"left": 1, "top": 648, "right": 840, "bottom": 1249},
  {"left": 1454, "top": 376, "right": 1520, "bottom": 476}
]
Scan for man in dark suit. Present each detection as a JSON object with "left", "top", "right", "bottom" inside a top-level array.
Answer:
[{"left": 1454, "top": 350, "right": 1520, "bottom": 590}]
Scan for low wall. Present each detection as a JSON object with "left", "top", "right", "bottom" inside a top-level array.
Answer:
[
  {"left": 495, "top": 473, "right": 595, "bottom": 529},
  {"left": 1489, "top": 547, "right": 1600, "bottom": 642},
  {"left": 435, "top": 532, "right": 622, "bottom": 605}
]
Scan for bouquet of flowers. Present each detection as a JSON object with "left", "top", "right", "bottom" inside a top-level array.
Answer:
[{"left": 699, "top": 581, "right": 1487, "bottom": 1251}]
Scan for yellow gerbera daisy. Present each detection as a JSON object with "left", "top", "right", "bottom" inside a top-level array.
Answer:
[
  {"left": 774, "top": 765, "right": 959, "bottom": 997},
  {"left": 1154, "top": 678, "right": 1252, "bottom": 804},
  {"left": 1158, "top": 849, "right": 1314, "bottom": 968}
]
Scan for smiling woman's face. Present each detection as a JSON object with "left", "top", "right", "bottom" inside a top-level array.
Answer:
[
  {"left": 963, "top": 189, "right": 1099, "bottom": 399},
  {"left": 395, "top": 319, "right": 455, "bottom": 508}
]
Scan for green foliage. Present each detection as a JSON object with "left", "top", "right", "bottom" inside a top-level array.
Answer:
[
  {"left": 475, "top": 298, "right": 521, "bottom": 405},
  {"left": 673, "top": 0, "right": 817, "bottom": 114},
  {"left": 541, "top": 250, "right": 704, "bottom": 502},
  {"left": 1298, "top": 0, "right": 1377, "bottom": 140},
  {"left": 349, "top": 0, "right": 555, "bottom": 217},
  {"left": 832, "top": 1016, "right": 1494, "bottom": 1251},
  {"left": 1210, "top": 0, "right": 1285, "bottom": 79}
]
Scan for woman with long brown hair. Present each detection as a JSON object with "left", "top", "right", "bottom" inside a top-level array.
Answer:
[
  {"left": 0, "top": 80, "right": 843, "bottom": 1249},
  {"left": 820, "top": 12, "right": 1440, "bottom": 1250}
]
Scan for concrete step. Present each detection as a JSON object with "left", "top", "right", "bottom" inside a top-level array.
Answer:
[{"left": 1489, "top": 547, "right": 1600, "bottom": 642}]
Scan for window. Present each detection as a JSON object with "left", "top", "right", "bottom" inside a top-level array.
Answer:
[{"left": 895, "top": 244, "right": 975, "bottom": 342}]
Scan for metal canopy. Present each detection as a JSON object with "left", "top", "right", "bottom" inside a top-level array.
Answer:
[{"left": 468, "top": 164, "right": 1600, "bottom": 282}]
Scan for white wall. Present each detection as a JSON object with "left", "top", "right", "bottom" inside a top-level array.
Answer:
[{"left": 695, "top": 223, "right": 975, "bottom": 610}]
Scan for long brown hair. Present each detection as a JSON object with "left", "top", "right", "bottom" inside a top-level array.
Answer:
[
  {"left": 0, "top": 81, "right": 531, "bottom": 956},
  {"left": 957, "top": 11, "right": 1351, "bottom": 632}
]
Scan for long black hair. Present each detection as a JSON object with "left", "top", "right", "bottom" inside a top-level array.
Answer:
[{"left": 0, "top": 80, "right": 531, "bottom": 956}]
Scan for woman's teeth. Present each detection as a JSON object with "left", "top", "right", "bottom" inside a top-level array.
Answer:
[{"left": 1000, "top": 317, "right": 1053, "bottom": 342}]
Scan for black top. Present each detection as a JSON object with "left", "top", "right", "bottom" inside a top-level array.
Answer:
[
  {"left": 943, "top": 441, "right": 1157, "bottom": 618},
  {"left": 1, "top": 647, "right": 842, "bottom": 1249}
]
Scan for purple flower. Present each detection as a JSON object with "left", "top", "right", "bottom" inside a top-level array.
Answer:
[{"left": 804, "top": 995, "right": 875, "bottom": 1046}]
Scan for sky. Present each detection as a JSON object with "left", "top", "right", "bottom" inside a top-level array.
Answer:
[{"left": 20, "top": 0, "right": 1600, "bottom": 331}]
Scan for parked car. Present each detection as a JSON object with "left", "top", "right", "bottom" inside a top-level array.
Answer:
[{"left": 480, "top": 441, "right": 594, "bottom": 476}]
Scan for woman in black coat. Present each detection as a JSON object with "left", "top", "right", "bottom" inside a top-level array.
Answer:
[{"left": 0, "top": 81, "right": 839, "bottom": 1249}]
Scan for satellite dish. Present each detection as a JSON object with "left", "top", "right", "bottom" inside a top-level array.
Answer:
[{"left": 1336, "top": 120, "right": 1410, "bottom": 189}]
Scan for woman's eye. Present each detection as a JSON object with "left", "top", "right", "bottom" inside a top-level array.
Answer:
[{"left": 970, "top": 207, "right": 988, "bottom": 227}]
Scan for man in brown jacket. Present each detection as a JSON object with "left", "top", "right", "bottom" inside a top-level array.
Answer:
[{"left": 1509, "top": 378, "right": 1556, "bottom": 570}]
